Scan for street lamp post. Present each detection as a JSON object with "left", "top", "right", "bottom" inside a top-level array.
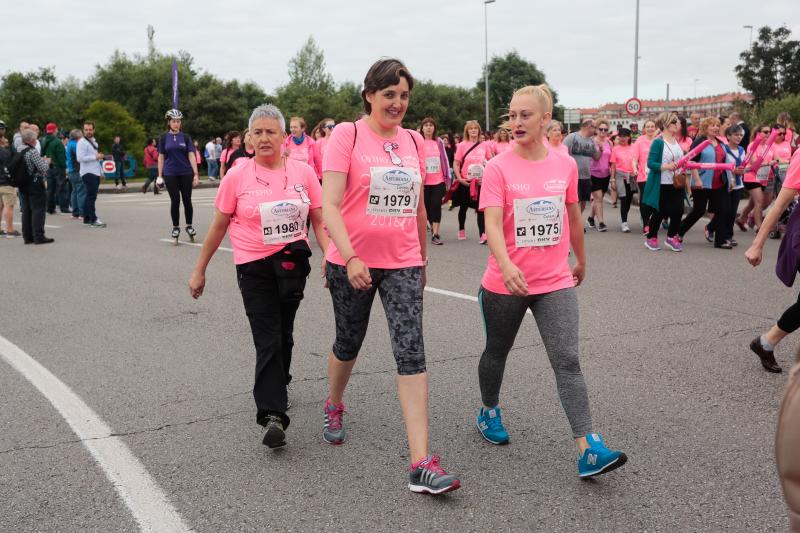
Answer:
[
  {"left": 484, "top": 0, "right": 496, "bottom": 132},
  {"left": 694, "top": 78, "right": 700, "bottom": 99},
  {"left": 744, "top": 25, "right": 754, "bottom": 48},
  {"left": 633, "top": 0, "right": 640, "bottom": 98}
]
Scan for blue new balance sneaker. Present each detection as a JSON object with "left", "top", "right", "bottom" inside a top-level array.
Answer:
[
  {"left": 476, "top": 407, "right": 509, "bottom": 445},
  {"left": 578, "top": 433, "right": 627, "bottom": 478}
]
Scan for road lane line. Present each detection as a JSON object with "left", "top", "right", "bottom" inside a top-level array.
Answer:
[
  {"left": 13, "top": 221, "right": 61, "bottom": 229},
  {"left": 158, "top": 238, "right": 233, "bottom": 252},
  {"left": 158, "top": 239, "right": 527, "bottom": 311},
  {"left": 0, "top": 335, "right": 191, "bottom": 533}
]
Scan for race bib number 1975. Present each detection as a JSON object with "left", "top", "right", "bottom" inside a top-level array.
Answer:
[{"left": 513, "top": 195, "right": 565, "bottom": 248}]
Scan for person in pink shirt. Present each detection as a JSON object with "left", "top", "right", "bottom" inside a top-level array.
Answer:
[
  {"left": 418, "top": 117, "right": 451, "bottom": 245},
  {"left": 632, "top": 119, "right": 657, "bottom": 232},
  {"left": 491, "top": 128, "right": 513, "bottom": 156},
  {"left": 738, "top": 125, "right": 777, "bottom": 232},
  {"left": 282, "top": 116, "right": 319, "bottom": 172},
  {"left": 310, "top": 117, "right": 335, "bottom": 179},
  {"left": 219, "top": 130, "right": 241, "bottom": 179},
  {"left": 188, "top": 104, "right": 329, "bottom": 449},
  {"left": 453, "top": 120, "right": 493, "bottom": 243},
  {"left": 610, "top": 128, "right": 636, "bottom": 232},
  {"left": 476, "top": 84, "right": 627, "bottom": 478},
  {"left": 320, "top": 58, "right": 460, "bottom": 495},
  {"left": 745, "top": 146, "right": 800, "bottom": 373},
  {"left": 588, "top": 118, "right": 614, "bottom": 232},
  {"left": 545, "top": 120, "right": 568, "bottom": 156}
]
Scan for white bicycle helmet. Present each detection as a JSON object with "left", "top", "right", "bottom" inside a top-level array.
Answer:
[{"left": 165, "top": 108, "right": 184, "bottom": 120}]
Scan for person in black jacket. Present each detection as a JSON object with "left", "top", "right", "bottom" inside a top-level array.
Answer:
[
  {"left": 111, "top": 136, "right": 127, "bottom": 190},
  {"left": 730, "top": 112, "right": 750, "bottom": 148}
]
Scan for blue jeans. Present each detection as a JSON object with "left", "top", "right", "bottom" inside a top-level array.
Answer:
[
  {"left": 81, "top": 173, "right": 100, "bottom": 224},
  {"left": 114, "top": 160, "right": 126, "bottom": 186},
  {"left": 207, "top": 159, "right": 219, "bottom": 178},
  {"left": 68, "top": 171, "right": 85, "bottom": 216}
]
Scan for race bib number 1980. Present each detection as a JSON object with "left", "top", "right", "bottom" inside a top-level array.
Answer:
[
  {"left": 259, "top": 199, "right": 309, "bottom": 245},
  {"left": 367, "top": 166, "right": 422, "bottom": 217},
  {"left": 513, "top": 195, "right": 565, "bottom": 248}
]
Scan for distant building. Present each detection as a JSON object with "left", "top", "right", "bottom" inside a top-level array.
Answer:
[{"left": 566, "top": 92, "right": 753, "bottom": 129}]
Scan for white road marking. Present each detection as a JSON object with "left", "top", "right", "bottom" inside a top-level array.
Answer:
[
  {"left": 159, "top": 239, "right": 527, "bottom": 311},
  {"left": 13, "top": 221, "right": 61, "bottom": 229},
  {"left": 0, "top": 335, "right": 191, "bottom": 533}
]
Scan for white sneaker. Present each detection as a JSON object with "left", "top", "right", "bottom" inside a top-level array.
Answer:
[
  {"left": 621, "top": 222, "right": 631, "bottom": 233},
  {"left": 115, "top": 184, "right": 121, "bottom": 190}
]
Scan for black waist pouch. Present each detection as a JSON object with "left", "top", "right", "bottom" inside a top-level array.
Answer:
[{"left": 270, "top": 240, "right": 312, "bottom": 302}]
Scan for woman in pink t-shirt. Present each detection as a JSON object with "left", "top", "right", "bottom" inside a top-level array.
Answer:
[
  {"left": 632, "top": 119, "right": 657, "bottom": 231},
  {"left": 310, "top": 117, "right": 335, "bottom": 179},
  {"left": 282, "top": 116, "right": 319, "bottom": 172},
  {"left": 477, "top": 84, "right": 627, "bottom": 478},
  {"left": 320, "top": 59, "right": 460, "bottom": 495},
  {"left": 588, "top": 118, "right": 614, "bottom": 232},
  {"left": 188, "top": 104, "right": 329, "bottom": 448},
  {"left": 739, "top": 125, "right": 778, "bottom": 231},
  {"left": 745, "top": 147, "right": 800, "bottom": 373},
  {"left": 219, "top": 130, "right": 241, "bottom": 179},
  {"left": 610, "top": 128, "right": 636, "bottom": 232},
  {"left": 491, "top": 129, "right": 513, "bottom": 156},
  {"left": 419, "top": 117, "right": 451, "bottom": 245},
  {"left": 545, "top": 120, "right": 568, "bottom": 156},
  {"left": 453, "top": 120, "right": 493, "bottom": 243}
]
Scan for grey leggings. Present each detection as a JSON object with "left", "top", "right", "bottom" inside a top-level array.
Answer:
[{"left": 478, "top": 286, "right": 592, "bottom": 437}]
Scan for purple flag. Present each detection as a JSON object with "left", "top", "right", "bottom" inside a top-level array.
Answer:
[{"left": 171, "top": 60, "right": 179, "bottom": 109}]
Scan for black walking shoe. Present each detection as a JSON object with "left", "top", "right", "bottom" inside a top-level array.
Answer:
[
  {"left": 749, "top": 337, "right": 782, "bottom": 373},
  {"left": 262, "top": 415, "right": 287, "bottom": 448},
  {"left": 34, "top": 237, "right": 54, "bottom": 245}
]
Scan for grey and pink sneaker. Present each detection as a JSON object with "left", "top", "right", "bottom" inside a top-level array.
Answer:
[
  {"left": 323, "top": 398, "right": 346, "bottom": 444},
  {"left": 664, "top": 236, "right": 683, "bottom": 252},
  {"left": 644, "top": 238, "right": 661, "bottom": 251},
  {"left": 408, "top": 455, "right": 461, "bottom": 495}
]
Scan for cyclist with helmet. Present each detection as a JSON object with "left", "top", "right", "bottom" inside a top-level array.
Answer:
[{"left": 158, "top": 109, "right": 200, "bottom": 243}]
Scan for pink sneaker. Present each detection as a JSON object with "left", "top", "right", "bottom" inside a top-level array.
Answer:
[
  {"left": 644, "top": 238, "right": 661, "bottom": 251},
  {"left": 458, "top": 230, "right": 466, "bottom": 240},
  {"left": 479, "top": 233, "right": 488, "bottom": 245},
  {"left": 664, "top": 236, "right": 683, "bottom": 252}
]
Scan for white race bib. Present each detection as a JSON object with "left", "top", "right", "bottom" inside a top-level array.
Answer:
[
  {"left": 259, "top": 199, "right": 309, "bottom": 245},
  {"left": 425, "top": 156, "right": 441, "bottom": 174},
  {"left": 467, "top": 164, "right": 484, "bottom": 180},
  {"left": 513, "top": 195, "right": 565, "bottom": 248},
  {"left": 367, "top": 166, "right": 422, "bottom": 217}
]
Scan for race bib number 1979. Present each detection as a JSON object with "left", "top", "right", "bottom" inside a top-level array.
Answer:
[
  {"left": 367, "top": 166, "right": 422, "bottom": 217},
  {"left": 513, "top": 195, "right": 565, "bottom": 248}
]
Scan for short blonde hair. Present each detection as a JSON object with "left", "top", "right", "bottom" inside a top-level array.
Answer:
[
  {"left": 463, "top": 120, "right": 482, "bottom": 141},
  {"left": 698, "top": 116, "right": 721, "bottom": 138},
  {"left": 511, "top": 84, "right": 554, "bottom": 115},
  {"left": 546, "top": 120, "right": 563, "bottom": 134},
  {"left": 655, "top": 112, "right": 678, "bottom": 131},
  {"left": 595, "top": 117, "right": 610, "bottom": 129},
  {"left": 289, "top": 116, "right": 306, "bottom": 130}
]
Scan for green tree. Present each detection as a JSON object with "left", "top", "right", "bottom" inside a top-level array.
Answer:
[
  {"left": 274, "top": 37, "right": 336, "bottom": 131},
  {"left": 404, "top": 81, "right": 483, "bottom": 135},
  {"left": 83, "top": 100, "right": 146, "bottom": 170},
  {"left": 476, "top": 51, "right": 559, "bottom": 131},
  {"left": 736, "top": 25, "right": 800, "bottom": 104},
  {"left": 0, "top": 68, "right": 63, "bottom": 127}
]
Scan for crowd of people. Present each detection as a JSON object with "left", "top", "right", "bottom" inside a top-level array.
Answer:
[{"left": 4, "top": 59, "right": 800, "bottom": 508}]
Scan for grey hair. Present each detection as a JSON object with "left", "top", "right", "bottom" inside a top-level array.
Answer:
[
  {"left": 546, "top": 120, "right": 563, "bottom": 134},
  {"left": 249, "top": 104, "right": 286, "bottom": 132},
  {"left": 21, "top": 128, "right": 37, "bottom": 143},
  {"left": 69, "top": 128, "right": 83, "bottom": 140},
  {"left": 725, "top": 124, "right": 745, "bottom": 137}
]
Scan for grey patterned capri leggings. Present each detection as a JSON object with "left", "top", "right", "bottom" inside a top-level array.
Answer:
[
  {"left": 326, "top": 263, "right": 426, "bottom": 375},
  {"left": 478, "top": 286, "right": 592, "bottom": 437}
]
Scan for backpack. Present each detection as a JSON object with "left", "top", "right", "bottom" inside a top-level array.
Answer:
[
  {"left": 69, "top": 141, "right": 80, "bottom": 173},
  {"left": 6, "top": 147, "right": 33, "bottom": 189}
]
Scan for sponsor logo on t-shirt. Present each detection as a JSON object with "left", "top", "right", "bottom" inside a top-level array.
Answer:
[
  {"left": 543, "top": 179, "right": 568, "bottom": 193},
  {"left": 382, "top": 169, "right": 413, "bottom": 186},
  {"left": 527, "top": 199, "right": 557, "bottom": 216},
  {"left": 271, "top": 202, "right": 300, "bottom": 217}
]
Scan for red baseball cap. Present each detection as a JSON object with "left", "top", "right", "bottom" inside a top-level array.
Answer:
[{"left": 46, "top": 122, "right": 58, "bottom": 133}]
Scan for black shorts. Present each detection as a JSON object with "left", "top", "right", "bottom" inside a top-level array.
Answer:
[
  {"left": 326, "top": 263, "right": 426, "bottom": 375},
  {"left": 578, "top": 179, "right": 592, "bottom": 202},
  {"left": 591, "top": 176, "right": 611, "bottom": 193},
  {"left": 744, "top": 182, "right": 765, "bottom": 191}
]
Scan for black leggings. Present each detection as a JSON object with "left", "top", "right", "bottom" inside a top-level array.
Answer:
[
  {"left": 647, "top": 185, "right": 683, "bottom": 239},
  {"left": 424, "top": 183, "right": 446, "bottom": 225},
  {"left": 458, "top": 206, "right": 484, "bottom": 234},
  {"left": 165, "top": 174, "right": 193, "bottom": 226},
  {"left": 778, "top": 291, "right": 800, "bottom": 333},
  {"left": 620, "top": 182, "right": 633, "bottom": 223}
]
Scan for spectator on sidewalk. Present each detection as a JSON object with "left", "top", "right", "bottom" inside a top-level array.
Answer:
[
  {"left": 18, "top": 129, "right": 54, "bottom": 244},
  {"left": 111, "top": 135, "right": 127, "bottom": 190},
  {"left": 142, "top": 138, "right": 160, "bottom": 195},
  {"left": 76, "top": 121, "right": 106, "bottom": 228},
  {"left": 0, "top": 135, "right": 21, "bottom": 237},
  {"left": 66, "top": 129, "right": 85, "bottom": 219},
  {"left": 42, "top": 122, "right": 69, "bottom": 214},
  {"left": 205, "top": 137, "right": 219, "bottom": 181}
]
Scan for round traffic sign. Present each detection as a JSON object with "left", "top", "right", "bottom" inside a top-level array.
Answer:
[
  {"left": 625, "top": 98, "right": 643, "bottom": 116},
  {"left": 102, "top": 160, "right": 116, "bottom": 173}
]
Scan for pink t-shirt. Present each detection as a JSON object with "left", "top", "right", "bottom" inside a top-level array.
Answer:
[
  {"left": 782, "top": 148, "right": 800, "bottom": 189},
  {"left": 492, "top": 141, "right": 513, "bottom": 156},
  {"left": 773, "top": 141, "right": 793, "bottom": 163},
  {"left": 633, "top": 136, "right": 654, "bottom": 183},
  {"left": 549, "top": 142, "right": 568, "bottom": 156},
  {"left": 678, "top": 136, "right": 693, "bottom": 153},
  {"left": 479, "top": 149, "right": 579, "bottom": 296},
  {"left": 282, "top": 135, "right": 318, "bottom": 168},
  {"left": 312, "top": 137, "right": 327, "bottom": 178},
  {"left": 590, "top": 138, "right": 613, "bottom": 177},
  {"left": 744, "top": 139, "right": 774, "bottom": 184},
  {"left": 322, "top": 120, "right": 426, "bottom": 269},
  {"left": 422, "top": 139, "right": 444, "bottom": 186},
  {"left": 455, "top": 141, "right": 492, "bottom": 180},
  {"left": 215, "top": 158, "right": 322, "bottom": 265},
  {"left": 611, "top": 144, "right": 636, "bottom": 174}
]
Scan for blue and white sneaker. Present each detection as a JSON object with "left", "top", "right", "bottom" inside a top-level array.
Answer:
[
  {"left": 578, "top": 433, "right": 627, "bottom": 478},
  {"left": 476, "top": 407, "right": 509, "bottom": 445}
]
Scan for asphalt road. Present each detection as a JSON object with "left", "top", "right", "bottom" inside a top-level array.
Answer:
[{"left": 1, "top": 189, "right": 794, "bottom": 532}]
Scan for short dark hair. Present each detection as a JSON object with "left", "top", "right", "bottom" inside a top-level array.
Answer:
[
  {"left": 361, "top": 58, "right": 414, "bottom": 114},
  {"left": 419, "top": 117, "right": 437, "bottom": 138},
  {"left": 618, "top": 128, "right": 632, "bottom": 137},
  {"left": 83, "top": 121, "right": 95, "bottom": 128}
]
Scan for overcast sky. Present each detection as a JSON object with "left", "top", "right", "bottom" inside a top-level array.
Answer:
[{"left": 3, "top": 1, "right": 799, "bottom": 109}]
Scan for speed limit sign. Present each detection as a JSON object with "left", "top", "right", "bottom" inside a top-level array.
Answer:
[{"left": 625, "top": 98, "right": 643, "bottom": 116}]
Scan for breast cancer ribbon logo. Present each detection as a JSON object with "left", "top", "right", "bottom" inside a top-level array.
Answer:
[{"left": 383, "top": 141, "right": 403, "bottom": 166}]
